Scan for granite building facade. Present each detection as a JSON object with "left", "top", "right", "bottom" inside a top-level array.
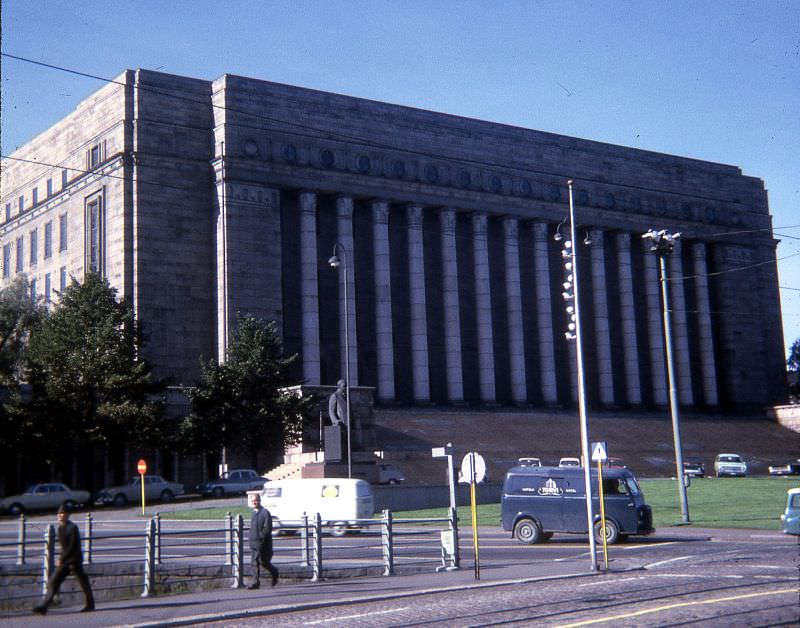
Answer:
[{"left": 0, "top": 69, "right": 787, "bottom": 412}]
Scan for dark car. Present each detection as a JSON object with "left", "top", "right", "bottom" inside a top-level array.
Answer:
[
  {"left": 195, "top": 469, "right": 267, "bottom": 497},
  {"left": 769, "top": 461, "right": 800, "bottom": 476},
  {"left": 683, "top": 461, "right": 705, "bottom": 478}
]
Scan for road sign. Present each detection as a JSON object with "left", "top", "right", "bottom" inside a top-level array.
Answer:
[
  {"left": 591, "top": 441, "right": 608, "bottom": 462},
  {"left": 459, "top": 452, "right": 487, "bottom": 484},
  {"left": 137, "top": 459, "right": 147, "bottom": 475}
]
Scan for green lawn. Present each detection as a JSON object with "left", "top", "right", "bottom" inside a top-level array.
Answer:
[{"left": 162, "top": 477, "right": 797, "bottom": 531}]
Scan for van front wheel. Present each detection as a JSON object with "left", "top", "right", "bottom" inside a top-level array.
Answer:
[
  {"left": 593, "top": 519, "right": 620, "bottom": 545},
  {"left": 514, "top": 518, "right": 542, "bottom": 545}
]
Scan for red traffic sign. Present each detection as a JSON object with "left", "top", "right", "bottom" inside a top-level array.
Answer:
[{"left": 137, "top": 459, "right": 147, "bottom": 475}]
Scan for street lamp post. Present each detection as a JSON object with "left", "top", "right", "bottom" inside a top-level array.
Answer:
[
  {"left": 328, "top": 243, "right": 352, "bottom": 479},
  {"left": 643, "top": 229, "right": 690, "bottom": 523},
  {"left": 561, "top": 180, "right": 598, "bottom": 571}
]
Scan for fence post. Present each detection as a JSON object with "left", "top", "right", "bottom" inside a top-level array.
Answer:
[
  {"left": 142, "top": 518, "right": 156, "bottom": 597},
  {"left": 16, "top": 514, "right": 26, "bottom": 566},
  {"left": 225, "top": 512, "right": 233, "bottom": 565},
  {"left": 231, "top": 514, "right": 244, "bottom": 589},
  {"left": 381, "top": 509, "right": 394, "bottom": 576},
  {"left": 300, "top": 513, "right": 309, "bottom": 567},
  {"left": 154, "top": 513, "right": 162, "bottom": 565},
  {"left": 84, "top": 513, "right": 93, "bottom": 565},
  {"left": 311, "top": 513, "right": 322, "bottom": 582},
  {"left": 41, "top": 524, "right": 55, "bottom": 596},
  {"left": 449, "top": 506, "right": 460, "bottom": 568}
]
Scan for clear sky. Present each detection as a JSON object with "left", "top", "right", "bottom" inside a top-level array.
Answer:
[{"left": 2, "top": 0, "right": 798, "bottom": 356}]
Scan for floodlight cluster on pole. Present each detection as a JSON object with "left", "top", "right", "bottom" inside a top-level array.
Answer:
[
  {"left": 328, "top": 242, "right": 353, "bottom": 479},
  {"left": 558, "top": 180, "right": 598, "bottom": 571},
  {"left": 642, "top": 228, "right": 690, "bottom": 523}
]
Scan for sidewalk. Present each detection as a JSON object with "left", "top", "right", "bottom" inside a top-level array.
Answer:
[{"left": 3, "top": 544, "right": 639, "bottom": 628}]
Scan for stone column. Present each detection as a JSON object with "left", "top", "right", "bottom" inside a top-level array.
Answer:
[
  {"left": 616, "top": 232, "right": 642, "bottom": 405},
  {"left": 643, "top": 240, "right": 668, "bottom": 406},
  {"left": 668, "top": 240, "right": 693, "bottom": 406},
  {"left": 372, "top": 200, "right": 395, "bottom": 402},
  {"left": 336, "top": 196, "right": 358, "bottom": 386},
  {"left": 693, "top": 242, "right": 719, "bottom": 406},
  {"left": 503, "top": 217, "right": 527, "bottom": 405},
  {"left": 472, "top": 213, "right": 496, "bottom": 404},
  {"left": 590, "top": 229, "right": 615, "bottom": 406},
  {"left": 300, "top": 192, "right": 321, "bottom": 385},
  {"left": 407, "top": 204, "right": 430, "bottom": 403},
  {"left": 439, "top": 208, "right": 464, "bottom": 403},
  {"left": 532, "top": 222, "right": 558, "bottom": 404}
]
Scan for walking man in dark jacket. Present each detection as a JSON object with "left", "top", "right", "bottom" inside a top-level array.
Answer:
[
  {"left": 248, "top": 493, "right": 278, "bottom": 588},
  {"left": 33, "top": 504, "right": 95, "bottom": 614}
]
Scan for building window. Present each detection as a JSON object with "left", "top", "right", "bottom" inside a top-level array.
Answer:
[
  {"left": 18, "top": 196, "right": 24, "bottom": 214},
  {"left": 60, "top": 266, "right": 67, "bottom": 291},
  {"left": 4, "top": 204, "right": 9, "bottom": 222},
  {"left": 44, "top": 222, "right": 53, "bottom": 258},
  {"left": 59, "top": 213, "right": 68, "bottom": 251},
  {"left": 29, "top": 229, "right": 38, "bottom": 266},
  {"left": 45, "top": 273, "right": 51, "bottom": 303},
  {"left": 62, "top": 169, "right": 68, "bottom": 189},
  {"left": 87, "top": 143, "right": 104, "bottom": 170},
  {"left": 85, "top": 194, "right": 105, "bottom": 275},
  {"left": 30, "top": 278, "right": 37, "bottom": 303},
  {"left": 32, "top": 187, "right": 38, "bottom": 206},
  {"left": 15, "top": 238, "right": 23, "bottom": 273},
  {"left": 2, "top": 244, "right": 11, "bottom": 278},
  {"left": 47, "top": 178, "right": 53, "bottom": 197}
]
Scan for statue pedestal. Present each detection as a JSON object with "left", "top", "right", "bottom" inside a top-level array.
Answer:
[{"left": 324, "top": 425, "right": 346, "bottom": 462}]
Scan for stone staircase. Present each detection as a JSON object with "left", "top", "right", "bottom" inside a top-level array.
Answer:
[
  {"left": 265, "top": 462, "right": 303, "bottom": 481},
  {"left": 369, "top": 406, "right": 800, "bottom": 484}
]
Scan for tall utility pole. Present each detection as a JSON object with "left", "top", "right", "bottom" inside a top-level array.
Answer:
[
  {"left": 564, "top": 180, "right": 598, "bottom": 570},
  {"left": 643, "top": 229, "right": 690, "bottom": 523},
  {"left": 329, "top": 242, "right": 353, "bottom": 479}
]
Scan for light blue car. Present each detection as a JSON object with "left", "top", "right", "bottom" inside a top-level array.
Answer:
[{"left": 781, "top": 488, "right": 800, "bottom": 535}]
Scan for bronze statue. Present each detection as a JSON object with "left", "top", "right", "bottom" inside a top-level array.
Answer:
[{"left": 328, "top": 379, "right": 347, "bottom": 426}]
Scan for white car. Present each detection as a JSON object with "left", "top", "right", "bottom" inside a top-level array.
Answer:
[
  {"left": 558, "top": 457, "right": 581, "bottom": 467},
  {"left": 0, "top": 483, "right": 91, "bottom": 516},
  {"left": 714, "top": 453, "right": 747, "bottom": 477}
]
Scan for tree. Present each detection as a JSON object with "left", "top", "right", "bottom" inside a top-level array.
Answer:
[
  {"left": 24, "top": 273, "right": 165, "bottom": 459},
  {"left": 0, "top": 276, "right": 44, "bottom": 385},
  {"left": 787, "top": 339, "right": 800, "bottom": 401},
  {"left": 181, "top": 314, "right": 312, "bottom": 469}
]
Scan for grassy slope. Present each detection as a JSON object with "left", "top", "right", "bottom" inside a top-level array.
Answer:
[{"left": 163, "top": 477, "right": 798, "bottom": 531}]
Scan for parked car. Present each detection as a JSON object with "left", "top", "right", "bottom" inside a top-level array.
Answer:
[
  {"left": 781, "top": 488, "right": 800, "bottom": 535},
  {"left": 377, "top": 464, "right": 406, "bottom": 485},
  {"left": 683, "top": 461, "right": 706, "bottom": 478},
  {"left": 605, "top": 457, "right": 629, "bottom": 469},
  {"left": 0, "top": 483, "right": 91, "bottom": 516},
  {"left": 558, "top": 457, "right": 581, "bottom": 467},
  {"left": 518, "top": 457, "right": 542, "bottom": 467},
  {"left": 769, "top": 460, "right": 800, "bottom": 476},
  {"left": 95, "top": 475, "right": 185, "bottom": 507},
  {"left": 713, "top": 453, "right": 747, "bottom": 477},
  {"left": 196, "top": 469, "right": 267, "bottom": 497}
]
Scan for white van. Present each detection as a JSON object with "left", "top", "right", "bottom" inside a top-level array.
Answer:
[{"left": 258, "top": 478, "right": 375, "bottom": 536}]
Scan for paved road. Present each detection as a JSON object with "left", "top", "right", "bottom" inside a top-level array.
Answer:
[{"left": 3, "top": 526, "right": 797, "bottom": 627}]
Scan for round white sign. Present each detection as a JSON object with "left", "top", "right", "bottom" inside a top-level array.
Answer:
[{"left": 459, "top": 452, "right": 487, "bottom": 484}]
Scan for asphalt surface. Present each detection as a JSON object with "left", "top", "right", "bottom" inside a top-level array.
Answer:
[{"left": 4, "top": 527, "right": 641, "bottom": 628}]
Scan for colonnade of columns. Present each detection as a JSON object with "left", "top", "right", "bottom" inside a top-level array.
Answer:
[{"left": 295, "top": 191, "right": 719, "bottom": 409}]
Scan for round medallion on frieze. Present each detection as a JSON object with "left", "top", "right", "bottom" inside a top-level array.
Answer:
[
  {"left": 392, "top": 160, "right": 406, "bottom": 177},
  {"left": 490, "top": 175, "right": 503, "bottom": 192},
  {"left": 357, "top": 155, "right": 371, "bottom": 173},
  {"left": 458, "top": 170, "right": 471, "bottom": 187},
  {"left": 320, "top": 149, "right": 335, "bottom": 168},
  {"left": 283, "top": 144, "right": 297, "bottom": 162},
  {"left": 519, "top": 179, "right": 532, "bottom": 196},
  {"left": 424, "top": 164, "right": 439, "bottom": 184},
  {"left": 243, "top": 138, "right": 259, "bottom": 157}
]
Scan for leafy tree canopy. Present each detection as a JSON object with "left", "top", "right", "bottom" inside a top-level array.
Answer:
[
  {"left": 25, "top": 273, "right": 164, "bottom": 451},
  {"left": 182, "top": 314, "right": 312, "bottom": 468},
  {"left": 0, "top": 275, "right": 44, "bottom": 385}
]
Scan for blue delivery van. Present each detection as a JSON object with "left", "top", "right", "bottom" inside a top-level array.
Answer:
[{"left": 501, "top": 465, "right": 654, "bottom": 544}]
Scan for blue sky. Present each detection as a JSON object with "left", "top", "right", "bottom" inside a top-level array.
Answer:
[{"left": 3, "top": 0, "right": 799, "bottom": 355}]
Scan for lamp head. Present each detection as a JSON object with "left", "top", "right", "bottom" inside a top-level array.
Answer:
[{"left": 328, "top": 255, "right": 341, "bottom": 268}]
